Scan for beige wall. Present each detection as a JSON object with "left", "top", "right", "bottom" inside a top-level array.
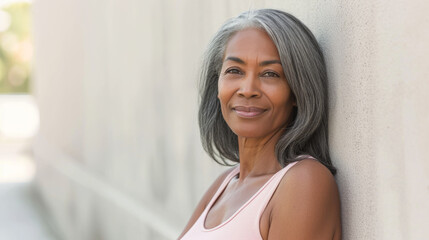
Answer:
[{"left": 32, "top": 0, "right": 429, "bottom": 239}]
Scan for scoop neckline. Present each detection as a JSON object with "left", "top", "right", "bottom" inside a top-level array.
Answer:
[{"left": 202, "top": 164, "right": 289, "bottom": 231}]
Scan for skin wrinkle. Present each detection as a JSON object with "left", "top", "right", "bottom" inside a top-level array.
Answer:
[{"left": 224, "top": 56, "right": 282, "bottom": 67}]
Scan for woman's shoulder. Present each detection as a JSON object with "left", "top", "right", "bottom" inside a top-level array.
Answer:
[
  {"left": 178, "top": 166, "right": 237, "bottom": 239},
  {"left": 190, "top": 165, "right": 237, "bottom": 215},
  {"left": 203, "top": 166, "right": 238, "bottom": 204},
  {"left": 278, "top": 158, "right": 338, "bottom": 206},
  {"left": 267, "top": 158, "right": 341, "bottom": 239},
  {"left": 190, "top": 166, "right": 237, "bottom": 215},
  {"left": 285, "top": 158, "right": 336, "bottom": 186}
]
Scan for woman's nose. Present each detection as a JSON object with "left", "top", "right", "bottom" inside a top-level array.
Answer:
[{"left": 237, "top": 73, "right": 261, "bottom": 99}]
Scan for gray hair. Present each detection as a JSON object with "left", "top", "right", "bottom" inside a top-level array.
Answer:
[{"left": 198, "top": 9, "right": 336, "bottom": 175}]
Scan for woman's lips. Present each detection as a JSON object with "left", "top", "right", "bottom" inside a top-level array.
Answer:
[{"left": 232, "top": 106, "right": 267, "bottom": 118}]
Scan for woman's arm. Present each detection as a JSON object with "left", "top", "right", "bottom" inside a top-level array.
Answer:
[
  {"left": 268, "top": 159, "right": 341, "bottom": 240},
  {"left": 177, "top": 167, "right": 235, "bottom": 239}
]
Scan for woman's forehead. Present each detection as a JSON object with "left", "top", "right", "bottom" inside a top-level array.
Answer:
[{"left": 223, "top": 28, "right": 280, "bottom": 62}]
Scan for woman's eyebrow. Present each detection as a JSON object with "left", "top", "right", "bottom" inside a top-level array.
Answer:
[
  {"left": 259, "top": 60, "right": 282, "bottom": 66},
  {"left": 224, "top": 56, "right": 245, "bottom": 64},
  {"left": 224, "top": 57, "right": 281, "bottom": 66}
]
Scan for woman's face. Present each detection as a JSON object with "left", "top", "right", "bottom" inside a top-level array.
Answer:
[{"left": 218, "top": 28, "right": 295, "bottom": 139}]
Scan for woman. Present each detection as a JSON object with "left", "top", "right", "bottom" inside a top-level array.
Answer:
[{"left": 179, "top": 9, "right": 341, "bottom": 240}]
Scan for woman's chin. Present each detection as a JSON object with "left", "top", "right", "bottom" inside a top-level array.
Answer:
[{"left": 231, "top": 128, "right": 269, "bottom": 139}]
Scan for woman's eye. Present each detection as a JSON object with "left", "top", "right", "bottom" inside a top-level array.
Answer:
[
  {"left": 225, "top": 68, "right": 241, "bottom": 74},
  {"left": 262, "top": 71, "right": 280, "bottom": 78}
]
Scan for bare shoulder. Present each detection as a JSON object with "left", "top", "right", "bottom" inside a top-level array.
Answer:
[
  {"left": 268, "top": 159, "right": 341, "bottom": 240},
  {"left": 199, "top": 166, "right": 237, "bottom": 208},
  {"left": 275, "top": 159, "right": 339, "bottom": 213},
  {"left": 285, "top": 159, "right": 337, "bottom": 191},
  {"left": 178, "top": 166, "right": 236, "bottom": 239}
]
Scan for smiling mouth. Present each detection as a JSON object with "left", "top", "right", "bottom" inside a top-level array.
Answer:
[{"left": 232, "top": 106, "right": 267, "bottom": 118}]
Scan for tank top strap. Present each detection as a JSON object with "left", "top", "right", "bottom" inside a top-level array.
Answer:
[
  {"left": 204, "top": 165, "right": 240, "bottom": 212},
  {"left": 250, "top": 155, "right": 317, "bottom": 218},
  {"left": 249, "top": 161, "right": 300, "bottom": 219},
  {"left": 180, "top": 156, "right": 319, "bottom": 240}
]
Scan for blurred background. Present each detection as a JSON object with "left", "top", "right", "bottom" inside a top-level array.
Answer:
[
  {"left": 0, "top": 0, "right": 52, "bottom": 239},
  {"left": 0, "top": 0, "right": 428, "bottom": 240}
]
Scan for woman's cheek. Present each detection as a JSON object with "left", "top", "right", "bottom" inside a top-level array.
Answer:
[{"left": 217, "top": 77, "right": 231, "bottom": 102}]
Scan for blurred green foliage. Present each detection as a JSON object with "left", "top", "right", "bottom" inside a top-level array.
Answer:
[{"left": 0, "top": 2, "right": 32, "bottom": 94}]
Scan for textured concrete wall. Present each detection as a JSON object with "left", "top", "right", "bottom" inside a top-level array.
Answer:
[{"left": 32, "top": 0, "right": 429, "bottom": 239}]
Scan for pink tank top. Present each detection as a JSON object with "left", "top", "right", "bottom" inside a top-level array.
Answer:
[{"left": 180, "top": 161, "right": 300, "bottom": 240}]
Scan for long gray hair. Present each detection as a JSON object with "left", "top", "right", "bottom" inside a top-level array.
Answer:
[{"left": 198, "top": 9, "right": 336, "bottom": 175}]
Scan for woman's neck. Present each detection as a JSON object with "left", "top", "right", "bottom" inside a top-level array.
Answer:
[{"left": 237, "top": 130, "right": 283, "bottom": 181}]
